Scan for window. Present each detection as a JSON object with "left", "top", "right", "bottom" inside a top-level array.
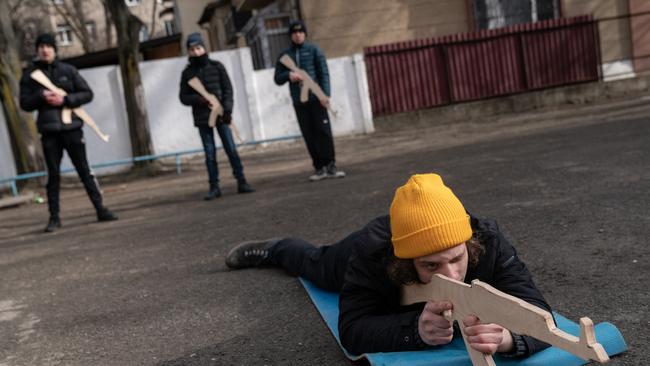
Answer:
[
  {"left": 125, "top": 0, "right": 141, "bottom": 6},
  {"left": 244, "top": 14, "right": 290, "bottom": 70},
  {"left": 164, "top": 20, "right": 176, "bottom": 36},
  {"left": 139, "top": 25, "right": 149, "bottom": 42},
  {"left": 85, "top": 21, "right": 97, "bottom": 41},
  {"left": 474, "top": 0, "right": 560, "bottom": 30},
  {"left": 56, "top": 24, "right": 73, "bottom": 46}
]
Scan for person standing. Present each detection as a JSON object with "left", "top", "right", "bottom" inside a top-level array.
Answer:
[
  {"left": 274, "top": 20, "right": 346, "bottom": 182},
  {"left": 179, "top": 33, "right": 254, "bottom": 200},
  {"left": 19, "top": 33, "right": 118, "bottom": 233}
]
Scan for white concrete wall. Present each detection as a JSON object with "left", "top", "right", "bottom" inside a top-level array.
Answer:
[
  {"left": 56, "top": 47, "right": 373, "bottom": 174},
  {"left": 0, "top": 48, "right": 374, "bottom": 178},
  {"left": 0, "top": 109, "right": 17, "bottom": 188},
  {"left": 250, "top": 52, "right": 375, "bottom": 142},
  {"left": 61, "top": 65, "right": 132, "bottom": 174},
  {"left": 602, "top": 60, "right": 636, "bottom": 82}
]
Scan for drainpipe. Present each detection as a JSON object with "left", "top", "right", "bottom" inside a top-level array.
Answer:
[{"left": 290, "top": 0, "right": 301, "bottom": 20}]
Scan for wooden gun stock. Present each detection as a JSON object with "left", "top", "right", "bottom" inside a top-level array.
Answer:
[
  {"left": 402, "top": 274, "right": 609, "bottom": 366},
  {"left": 30, "top": 70, "right": 109, "bottom": 142}
]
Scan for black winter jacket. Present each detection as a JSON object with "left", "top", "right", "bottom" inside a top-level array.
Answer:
[
  {"left": 274, "top": 41, "right": 330, "bottom": 105},
  {"left": 338, "top": 215, "right": 552, "bottom": 357},
  {"left": 19, "top": 59, "right": 93, "bottom": 134},
  {"left": 179, "top": 54, "right": 233, "bottom": 127}
]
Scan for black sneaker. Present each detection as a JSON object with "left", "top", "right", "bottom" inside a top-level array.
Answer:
[
  {"left": 309, "top": 168, "right": 328, "bottom": 182},
  {"left": 44, "top": 216, "right": 61, "bottom": 233},
  {"left": 225, "top": 239, "right": 278, "bottom": 269},
  {"left": 237, "top": 179, "right": 255, "bottom": 194},
  {"left": 97, "top": 208, "right": 119, "bottom": 222},
  {"left": 326, "top": 163, "right": 346, "bottom": 178},
  {"left": 204, "top": 186, "right": 222, "bottom": 200}
]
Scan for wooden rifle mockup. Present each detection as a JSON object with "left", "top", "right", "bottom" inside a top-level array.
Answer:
[
  {"left": 279, "top": 54, "right": 338, "bottom": 117},
  {"left": 401, "top": 274, "right": 609, "bottom": 366},
  {"left": 187, "top": 76, "right": 224, "bottom": 128},
  {"left": 30, "top": 70, "right": 109, "bottom": 142}
]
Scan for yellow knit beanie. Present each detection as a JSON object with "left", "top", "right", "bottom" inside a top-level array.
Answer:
[{"left": 390, "top": 174, "right": 472, "bottom": 259}]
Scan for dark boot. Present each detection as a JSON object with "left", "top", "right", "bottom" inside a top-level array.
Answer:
[
  {"left": 225, "top": 239, "right": 279, "bottom": 269},
  {"left": 44, "top": 216, "right": 61, "bottom": 233},
  {"left": 97, "top": 208, "right": 119, "bottom": 222},
  {"left": 237, "top": 178, "right": 255, "bottom": 194},
  {"left": 204, "top": 184, "right": 222, "bottom": 200}
]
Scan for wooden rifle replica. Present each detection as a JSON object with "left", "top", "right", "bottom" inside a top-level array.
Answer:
[
  {"left": 402, "top": 274, "right": 609, "bottom": 366},
  {"left": 278, "top": 54, "right": 338, "bottom": 117},
  {"left": 187, "top": 77, "right": 242, "bottom": 143},
  {"left": 187, "top": 77, "right": 224, "bottom": 128},
  {"left": 30, "top": 69, "right": 109, "bottom": 142}
]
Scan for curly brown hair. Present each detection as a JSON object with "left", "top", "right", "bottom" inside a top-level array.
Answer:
[{"left": 386, "top": 235, "right": 485, "bottom": 286}]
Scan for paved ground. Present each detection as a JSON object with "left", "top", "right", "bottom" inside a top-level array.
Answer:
[{"left": 1, "top": 96, "right": 649, "bottom": 366}]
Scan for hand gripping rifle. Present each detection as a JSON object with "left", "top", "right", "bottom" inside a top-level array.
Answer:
[
  {"left": 278, "top": 54, "right": 338, "bottom": 117},
  {"left": 30, "top": 70, "right": 110, "bottom": 142},
  {"left": 187, "top": 77, "right": 242, "bottom": 143},
  {"left": 401, "top": 274, "right": 609, "bottom": 366}
]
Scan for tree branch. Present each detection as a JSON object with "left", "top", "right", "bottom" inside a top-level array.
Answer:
[
  {"left": 52, "top": 0, "right": 93, "bottom": 52},
  {"left": 149, "top": 0, "right": 157, "bottom": 38}
]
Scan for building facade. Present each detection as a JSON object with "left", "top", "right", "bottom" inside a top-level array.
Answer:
[
  {"left": 11, "top": 0, "right": 178, "bottom": 62},
  {"left": 198, "top": 0, "right": 562, "bottom": 68},
  {"left": 196, "top": 0, "right": 647, "bottom": 78}
]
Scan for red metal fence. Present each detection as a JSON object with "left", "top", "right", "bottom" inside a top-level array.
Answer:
[{"left": 364, "top": 16, "right": 600, "bottom": 116}]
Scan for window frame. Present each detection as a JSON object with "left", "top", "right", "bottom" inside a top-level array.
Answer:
[{"left": 56, "top": 24, "right": 73, "bottom": 46}]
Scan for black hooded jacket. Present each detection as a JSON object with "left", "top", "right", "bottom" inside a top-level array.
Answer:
[
  {"left": 338, "top": 215, "right": 552, "bottom": 357},
  {"left": 179, "top": 54, "right": 233, "bottom": 127},
  {"left": 19, "top": 59, "right": 93, "bottom": 134}
]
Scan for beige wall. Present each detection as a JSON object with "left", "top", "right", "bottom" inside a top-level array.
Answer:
[
  {"left": 629, "top": 0, "right": 650, "bottom": 73},
  {"left": 174, "top": 0, "right": 214, "bottom": 54},
  {"left": 562, "top": 0, "right": 632, "bottom": 63},
  {"left": 47, "top": 0, "right": 105, "bottom": 58},
  {"left": 204, "top": 5, "right": 234, "bottom": 51},
  {"left": 300, "top": 0, "right": 472, "bottom": 58},
  {"left": 15, "top": 0, "right": 176, "bottom": 59}
]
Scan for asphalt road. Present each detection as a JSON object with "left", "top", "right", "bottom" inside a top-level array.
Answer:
[{"left": 1, "top": 99, "right": 648, "bottom": 366}]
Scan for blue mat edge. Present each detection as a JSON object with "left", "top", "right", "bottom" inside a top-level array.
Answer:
[{"left": 299, "top": 278, "right": 627, "bottom": 365}]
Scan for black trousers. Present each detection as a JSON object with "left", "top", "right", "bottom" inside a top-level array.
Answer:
[
  {"left": 268, "top": 229, "right": 361, "bottom": 292},
  {"left": 41, "top": 129, "right": 103, "bottom": 217},
  {"left": 293, "top": 99, "right": 336, "bottom": 170}
]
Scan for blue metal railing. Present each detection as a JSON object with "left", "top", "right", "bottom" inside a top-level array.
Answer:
[{"left": 0, "top": 134, "right": 302, "bottom": 197}]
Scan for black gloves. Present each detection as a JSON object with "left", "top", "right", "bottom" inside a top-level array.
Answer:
[{"left": 221, "top": 112, "right": 232, "bottom": 124}]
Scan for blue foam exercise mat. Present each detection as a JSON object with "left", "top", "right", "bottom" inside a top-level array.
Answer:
[{"left": 299, "top": 278, "right": 627, "bottom": 366}]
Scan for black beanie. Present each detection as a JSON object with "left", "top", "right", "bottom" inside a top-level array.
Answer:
[
  {"left": 35, "top": 33, "right": 57, "bottom": 52},
  {"left": 288, "top": 20, "right": 307, "bottom": 35},
  {"left": 186, "top": 32, "right": 205, "bottom": 49}
]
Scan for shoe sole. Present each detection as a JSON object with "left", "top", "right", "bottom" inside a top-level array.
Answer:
[
  {"left": 44, "top": 224, "right": 61, "bottom": 233},
  {"left": 327, "top": 173, "right": 346, "bottom": 179}
]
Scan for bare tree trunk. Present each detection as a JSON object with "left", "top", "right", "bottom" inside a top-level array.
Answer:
[
  {"left": 0, "top": 0, "right": 44, "bottom": 175},
  {"left": 149, "top": 0, "right": 157, "bottom": 38},
  {"left": 102, "top": 0, "right": 113, "bottom": 48},
  {"left": 105, "top": 0, "right": 155, "bottom": 167}
]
